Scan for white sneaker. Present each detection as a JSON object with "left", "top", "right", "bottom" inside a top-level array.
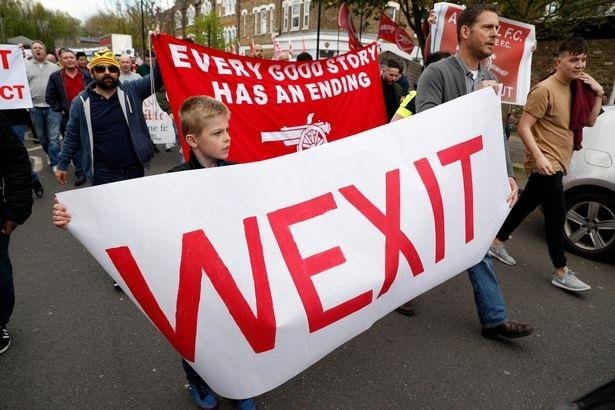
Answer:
[
  {"left": 488, "top": 244, "right": 517, "bottom": 265},
  {"left": 551, "top": 270, "right": 591, "bottom": 292}
]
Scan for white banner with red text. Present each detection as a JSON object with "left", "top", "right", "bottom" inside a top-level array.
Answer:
[
  {"left": 143, "top": 95, "right": 176, "bottom": 145},
  {"left": 0, "top": 45, "right": 33, "bottom": 109},
  {"left": 430, "top": 2, "right": 535, "bottom": 105},
  {"left": 151, "top": 34, "right": 386, "bottom": 163},
  {"left": 56, "top": 89, "right": 510, "bottom": 399}
]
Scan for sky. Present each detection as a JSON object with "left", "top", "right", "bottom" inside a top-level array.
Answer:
[{"left": 38, "top": 0, "right": 174, "bottom": 24}]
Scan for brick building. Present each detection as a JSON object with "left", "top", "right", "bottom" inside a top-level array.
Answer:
[{"left": 157, "top": 0, "right": 413, "bottom": 59}]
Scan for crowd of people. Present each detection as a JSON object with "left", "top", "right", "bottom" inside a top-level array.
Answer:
[{"left": 1, "top": 4, "right": 608, "bottom": 409}]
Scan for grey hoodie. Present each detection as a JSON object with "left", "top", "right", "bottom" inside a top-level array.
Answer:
[{"left": 26, "top": 59, "right": 59, "bottom": 107}]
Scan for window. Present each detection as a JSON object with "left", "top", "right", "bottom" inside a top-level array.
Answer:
[
  {"left": 283, "top": 5, "right": 289, "bottom": 31},
  {"left": 186, "top": 5, "right": 195, "bottom": 26},
  {"left": 174, "top": 10, "right": 182, "bottom": 30},
  {"left": 303, "top": 0, "right": 310, "bottom": 27},
  {"left": 242, "top": 10, "right": 248, "bottom": 37},
  {"left": 223, "top": 0, "right": 234, "bottom": 16},
  {"left": 261, "top": 10, "right": 268, "bottom": 34},
  {"left": 291, "top": 2, "right": 300, "bottom": 29},
  {"left": 201, "top": 1, "right": 212, "bottom": 15}
]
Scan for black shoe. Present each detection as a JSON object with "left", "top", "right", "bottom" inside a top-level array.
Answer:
[
  {"left": 165, "top": 147, "right": 171, "bottom": 152},
  {"left": 32, "top": 180, "right": 44, "bottom": 198},
  {"left": 481, "top": 320, "right": 533, "bottom": 339},
  {"left": 33, "top": 138, "right": 40, "bottom": 144},
  {"left": 0, "top": 327, "right": 10, "bottom": 355},
  {"left": 153, "top": 146, "right": 160, "bottom": 153},
  {"left": 74, "top": 176, "right": 86, "bottom": 186},
  {"left": 395, "top": 301, "right": 416, "bottom": 316}
]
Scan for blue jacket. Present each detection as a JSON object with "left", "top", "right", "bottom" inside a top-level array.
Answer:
[{"left": 57, "top": 65, "right": 163, "bottom": 181}]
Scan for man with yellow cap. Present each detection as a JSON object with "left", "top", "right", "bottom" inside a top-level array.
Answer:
[{"left": 54, "top": 48, "right": 162, "bottom": 186}]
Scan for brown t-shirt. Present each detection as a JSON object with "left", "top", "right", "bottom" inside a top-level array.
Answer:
[{"left": 523, "top": 75, "right": 573, "bottom": 174}]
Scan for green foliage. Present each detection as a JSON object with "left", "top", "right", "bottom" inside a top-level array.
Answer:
[
  {"left": 84, "top": 0, "right": 160, "bottom": 56},
  {"left": 0, "top": 0, "right": 80, "bottom": 46},
  {"left": 188, "top": 13, "right": 225, "bottom": 50},
  {"left": 324, "top": 0, "right": 432, "bottom": 55}
]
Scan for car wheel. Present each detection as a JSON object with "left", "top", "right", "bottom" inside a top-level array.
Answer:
[{"left": 564, "top": 191, "right": 615, "bottom": 261}]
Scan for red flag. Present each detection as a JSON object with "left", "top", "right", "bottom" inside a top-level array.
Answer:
[
  {"left": 377, "top": 13, "right": 415, "bottom": 54},
  {"left": 152, "top": 34, "right": 386, "bottom": 164},
  {"left": 338, "top": 3, "right": 361, "bottom": 50}
]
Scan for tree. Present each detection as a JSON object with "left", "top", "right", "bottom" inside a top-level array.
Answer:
[
  {"left": 188, "top": 13, "right": 225, "bottom": 50},
  {"left": 83, "top": 0, "right": 159, "bottom": 55},
  {"left": 0, "top": 0, "right": 82, "bottom": 48},
  {"left": 497, "top": 0, "right": 613, "bottom": 39},
  {"left": 324, "top": 0, "right": 432, "bottom": 55},
  {"left": 324, "top": 0, "right": 611, "bottom": 58}
]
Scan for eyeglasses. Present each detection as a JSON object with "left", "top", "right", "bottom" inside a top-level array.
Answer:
[{"left": 93, "top": 65, "right": 119, "bottom": 74}]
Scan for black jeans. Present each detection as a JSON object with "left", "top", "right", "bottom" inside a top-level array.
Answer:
[
  {"left": 182, "top": 359, "right": 210, "bottom": 387},
  {"left": 0, "top": 234, "right": 14, "bottom": 328},
  {"left": 497, "top": 172, "right": 567, "bottom": 268}
]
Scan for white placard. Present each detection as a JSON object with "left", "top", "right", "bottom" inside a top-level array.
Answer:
[
  {"left": 0, "top": 45, "right": 33, "bottom": 109},
  {"left": 57, "top": 89, "right": 510, "bottom": 399},
  {"left": 143, "top": 94, "right": 175, "bottom": 144}
]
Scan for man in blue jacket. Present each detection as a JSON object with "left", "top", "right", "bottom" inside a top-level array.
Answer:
[{"left": 54, "top": 48, "right": 162, "bottom": 186}]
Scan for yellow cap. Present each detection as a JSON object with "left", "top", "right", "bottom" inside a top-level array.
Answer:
[{"left": 88, "top": 48, "right": 120, "bottom": 70}]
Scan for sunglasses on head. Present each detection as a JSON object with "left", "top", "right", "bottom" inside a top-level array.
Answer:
[{"left": 93, "top": 65, "right": 119, "bottom": 74}]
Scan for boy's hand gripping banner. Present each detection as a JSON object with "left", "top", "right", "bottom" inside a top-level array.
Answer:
[
  {"left": 57, "top": 89, "right": 510, "bottom": 399},
  {"left": 430, "top": 2, "right": 536, "bottom": 105},
  {"left": 0, "top": 45, "right": 33, "bottom": 109},
  {"left": 151, "top": 34, "right": 386, "bottom": 163}
]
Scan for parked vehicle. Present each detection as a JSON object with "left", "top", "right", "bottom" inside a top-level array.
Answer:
[
  {"left": 562, "top": 106, "right": 615, "bottom": 261},
  {"left": 99, "top": 34, "right": 134, "bottom": 56}
]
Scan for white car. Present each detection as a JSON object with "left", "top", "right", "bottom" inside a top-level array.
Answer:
[{"left": 563, "top": 106, "right": 615, "bottom": 260}]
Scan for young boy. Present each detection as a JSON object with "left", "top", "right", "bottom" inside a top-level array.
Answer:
[
  {"left": 52, "top": 96, "right": 256, "bottom": 409},
  {"left": 489, "top": 38, "right": 603, "bottom": 292}
]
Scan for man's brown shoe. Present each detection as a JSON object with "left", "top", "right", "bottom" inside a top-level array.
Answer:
[{"left": 481, "top": 320, "right": 533, "bottom": 339}]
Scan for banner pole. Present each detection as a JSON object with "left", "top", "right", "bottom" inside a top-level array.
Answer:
[
  {"left": 336, "top": 27, "right": 340, "bottom": 57},
  {"left": 316, "top": 0, "right": 322, "bottom": 59}
]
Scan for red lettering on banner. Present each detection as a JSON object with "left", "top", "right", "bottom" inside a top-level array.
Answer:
[
  {"left": 106, "top": 216, "right": 276, "bottom": 359},
  {"left": 414, "top": 158, "right": 445, "bottom": 262},
  {"left": 268, "top": 193, "right": 373, "bottom": 333},
  {"left": 437, "top": 136, "right": 483, "bottom": 243},
  {"left": 339, "top": 169, "right": 424, "bottom": 297},
  {"left": 0, "top": 50, "right": 10, "bottom": 69},
  {"left": 0, "top": 85, "right": 26, "bottom": 100}
]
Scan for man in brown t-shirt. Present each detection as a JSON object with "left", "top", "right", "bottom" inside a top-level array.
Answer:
[{"left": 489, "top": 37, "right": 604, "bottom": 292}]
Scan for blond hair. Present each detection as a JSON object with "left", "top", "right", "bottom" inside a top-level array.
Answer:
[{"left": 179, "top": 95, "right": 230, "bottom": 136}]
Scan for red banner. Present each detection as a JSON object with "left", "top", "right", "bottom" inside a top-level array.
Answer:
[
  {"left": 430, "top": 3, "right": 536, "bottom": 105},
  {"left": 377, "top": 13, "right": 415, "bottom": 54},
  {"left": 338, "top": 3, "right": 362, "bottom": 50},
  {"left": 151, "top": 34, "right": 386, "bottom": 163}
]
